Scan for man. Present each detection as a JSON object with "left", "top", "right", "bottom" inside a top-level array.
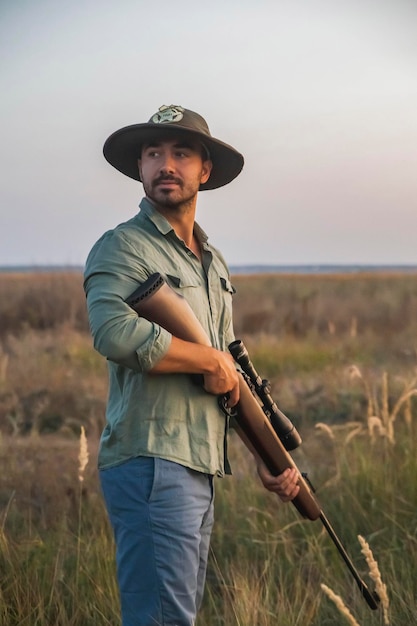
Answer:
[{"left": 84, "top": 105, "right": 299, "bottom": 626}]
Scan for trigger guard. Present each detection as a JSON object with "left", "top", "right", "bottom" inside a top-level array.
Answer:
[{"left": 218, "top": 394, "right": 237, "bottom": 418}]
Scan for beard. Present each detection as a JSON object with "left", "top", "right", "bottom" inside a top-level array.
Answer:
[{"left": 143, "top": 174, "right": 200, "bottom": 211}]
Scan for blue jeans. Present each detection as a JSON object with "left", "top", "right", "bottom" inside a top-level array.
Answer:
[{"left": 100, "top": 457, "right": 215, "bottom": 626}]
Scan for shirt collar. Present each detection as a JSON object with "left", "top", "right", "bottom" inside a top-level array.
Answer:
[
  {"left": 138, "top": 197, "right": 210, "bottom": 247},
  {"left": 139, "top": 197, "right": 173, "bottom": 236}
]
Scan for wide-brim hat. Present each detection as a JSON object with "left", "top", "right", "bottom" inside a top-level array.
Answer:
[{"left": 103, "top": 105, "right": 244, "bottom": 190}]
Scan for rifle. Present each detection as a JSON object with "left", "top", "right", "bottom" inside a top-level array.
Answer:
[{"left": 126, "top": 272, "right": 380, "bottom": 611}]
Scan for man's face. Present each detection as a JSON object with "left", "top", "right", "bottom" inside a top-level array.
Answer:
[{"left": 138, "top": 136, "right": 212, "bottom": 209}]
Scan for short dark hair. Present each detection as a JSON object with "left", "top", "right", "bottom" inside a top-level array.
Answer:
[{"left": 139, "top": 136, "right": 211, "bottom": 162}]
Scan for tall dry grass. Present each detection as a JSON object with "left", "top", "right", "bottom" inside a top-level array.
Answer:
[
  {"left": 1, "top": 270, "right": 416, "bottom": 438},
  {"left": 1, "top": 270, "right": 417, "bottom": 624},
  {"left": 3, "top": 422, "right": 416, "bottom": 625}
]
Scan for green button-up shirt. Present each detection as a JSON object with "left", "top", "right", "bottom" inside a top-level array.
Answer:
[{"left": 84, "top": 198, "right": 235, "bottom": 476}]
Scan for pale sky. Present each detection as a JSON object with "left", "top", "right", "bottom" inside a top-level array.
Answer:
[{"left": 1, "top": 0, "right": 417, "bottom": 267}]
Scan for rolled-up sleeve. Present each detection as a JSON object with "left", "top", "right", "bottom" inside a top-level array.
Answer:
[{"left": 84, "top": 230, "right": 172, "bottom": 372}]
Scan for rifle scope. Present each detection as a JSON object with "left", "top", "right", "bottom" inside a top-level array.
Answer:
[{"left": 229, "top": 339, "right": 302, "bottom": 451}]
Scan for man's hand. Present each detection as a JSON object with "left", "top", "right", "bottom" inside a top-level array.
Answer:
[
  {"left": 203, "top": 351, "right": 240, "bottom": 407},
  {"left": 256, "top": 460, "right": 300, "bottom": 503},
  {"left": 150, "top": 338, "right": 240, "bottom": 406}
]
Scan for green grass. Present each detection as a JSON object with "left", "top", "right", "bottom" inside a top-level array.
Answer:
[
  {"left": 1, "top": 421, "right": 417, "bottom": 625},
  {"left": 1, "top": 270, "right": 417, "bottom": 624}
]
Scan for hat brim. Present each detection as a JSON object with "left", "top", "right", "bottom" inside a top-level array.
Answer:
[{"left": 103, "top": 123, "right": 244, "bottom": 190}]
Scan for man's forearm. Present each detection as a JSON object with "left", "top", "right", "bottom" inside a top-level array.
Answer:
[
  {"left": 150, "top": 336, "right": 240, "bottom": 404},
  {"left": 149, "top": 336, "right": 215, "bottom": 374}
]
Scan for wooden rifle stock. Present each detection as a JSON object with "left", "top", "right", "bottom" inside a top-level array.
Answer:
[
  {"left": 125, "top": 273, "right": 380, "bottom": 611},
  {"left": 126, "top": 272, "right": 320, "bottom": 520},
  {"left": 230, "top": 380, "right": 321, "bottom": 520}
]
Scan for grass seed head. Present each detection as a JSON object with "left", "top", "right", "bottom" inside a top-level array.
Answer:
[
  {"left": 358, "top": 535, "right": 390, "bottom": 624},
  {"left": 78, "top": 426, "right": 89, "bottom": 482},
  {"left": 320, "top": 583, "right": 361, "bottom": 626}
]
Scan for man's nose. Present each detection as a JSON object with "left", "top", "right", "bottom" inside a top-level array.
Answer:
[{"left": 159, "top": 153, "right": 176, "bottom": 173}]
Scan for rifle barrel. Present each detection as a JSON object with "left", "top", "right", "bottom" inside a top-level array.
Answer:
[{"left": 319, "top": 512, "right": 380, "bottom": 610}]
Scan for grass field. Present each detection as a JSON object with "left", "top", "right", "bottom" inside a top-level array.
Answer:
[{"left": 1, "top": 270, "right": 416, "bottom": 625}]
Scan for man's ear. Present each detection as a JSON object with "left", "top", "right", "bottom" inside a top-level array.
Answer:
[
  {"left": 200, "top": 160, "right": 213, "bottom": 185},
  {"left": 137, "top": 159, "right": 142, "bottom": 180}
]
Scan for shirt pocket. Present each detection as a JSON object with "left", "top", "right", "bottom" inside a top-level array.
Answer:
[
  {"left": 165, "top": 273, "right": 201, "bottom": 290},
  {"left": 220, "top": 276, "right": 236, "bottom": 296},
  {"left": 165, "top": 274, "right": 205, "bottom": 318}
]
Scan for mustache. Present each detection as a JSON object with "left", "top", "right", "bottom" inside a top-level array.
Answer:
[{"left": 152, "top": 174, "right": 183, "bottom": 187}]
